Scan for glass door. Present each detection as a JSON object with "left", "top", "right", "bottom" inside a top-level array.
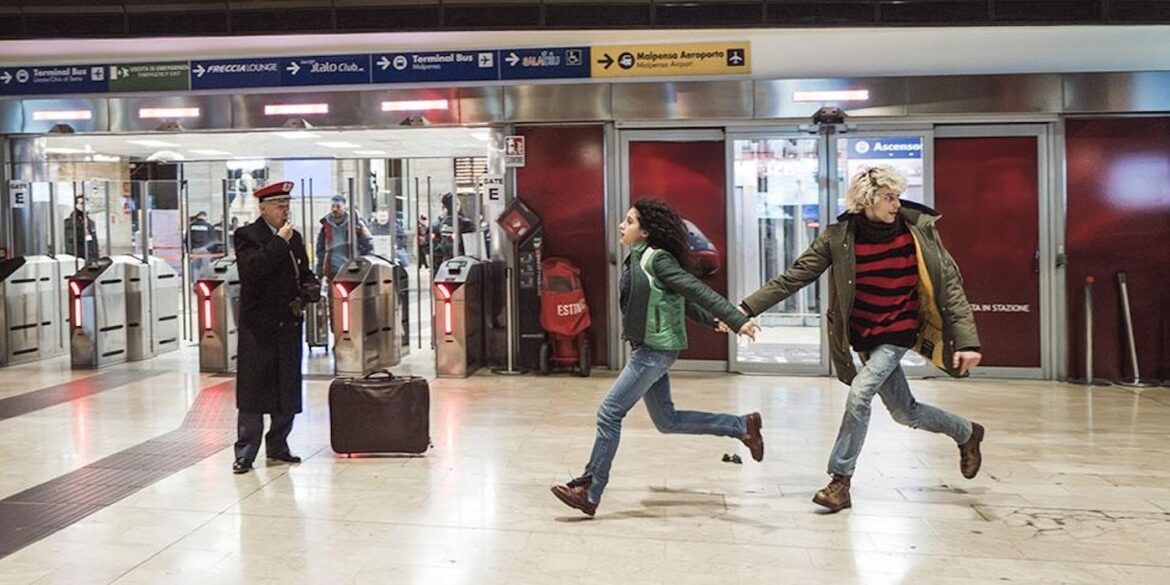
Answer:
[{"left": 729, "top": 128, "right": 935, "bottom": 377}]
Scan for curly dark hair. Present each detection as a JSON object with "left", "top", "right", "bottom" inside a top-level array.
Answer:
[{"left": 633, "top": 198, "right": 692, "bottom": 270}]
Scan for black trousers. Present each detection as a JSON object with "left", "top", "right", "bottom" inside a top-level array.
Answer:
[{"left": 234, "top": 411, "right": 296, "bottom": 462}]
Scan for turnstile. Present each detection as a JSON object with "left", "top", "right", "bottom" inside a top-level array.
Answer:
[
  {"left": 332, "top": 255, "right": 402, "bottom": 376},
  {"left": 69, "top": 256, "right": 133, "bottom": 369},
  {"left": 0, "top": 255, "right": 76, "bottom": 367},
  {"left": 196, "top": 258, "right": 240, "bottom": 373},
  {"left": 434, "top": 256, "right": 486, "bottom": 378},
  {"left": 125, "top": 256, "right": 181, "bottom": 361}
]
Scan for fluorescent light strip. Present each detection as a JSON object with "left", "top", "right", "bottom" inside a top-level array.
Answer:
[
  {"left": 792, "top": 90, "right": 870, "bottom": 102},
  {"left": 381, "top": 100, "right": 449, "bottom": 112},
  {"left": 354, "top": 150, "right": 388, "bottom": 156},
  {"left": 264, "top": 103, "right": 329, "bottom": 116},
  {"left": 32, "top": 110, "right": 93, "bottom": 121},
  {"left": 271, "top": 131, "right": 320, "bottom": 140},
  {"left": 126, "top": 139, "right": 179, "bottom": 148},
  {"left": 317, "top": 142, "right": 362, "bottom": 149},
  {"left": 138, "top": 107, "right": 201, "bottom": 119},
  {"left": 190, "top": 149, "right": 232, "bottom": 156}
]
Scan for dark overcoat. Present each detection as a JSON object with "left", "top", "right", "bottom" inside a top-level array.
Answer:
[{"left": 234, "top": 219, "right": 317, "bottom": 414}]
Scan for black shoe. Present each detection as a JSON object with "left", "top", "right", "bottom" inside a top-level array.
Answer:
[
  {"left": 232, "top": 458, "right": 252, "bottom": 474},
  {"left": 267, "top": 452, "right": 302, "bottom": 464}
]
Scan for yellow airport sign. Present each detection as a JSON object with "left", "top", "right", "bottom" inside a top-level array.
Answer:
[{"left": 591, "top": 42, "right": 750, "bottom": 78}]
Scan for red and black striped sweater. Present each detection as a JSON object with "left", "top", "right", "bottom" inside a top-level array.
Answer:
[{"left": 849, "top": 216, "right": 920, "bottom": 352}]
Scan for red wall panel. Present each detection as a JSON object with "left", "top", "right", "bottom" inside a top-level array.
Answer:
[
  {"left": 1066, "top": 118, "right": 1170, "bottom": 381},
  {"left": 935, "top": 136, "right": 1041, "bottom": 368},
  {"left": 515, "top": 125, "right": 610, "bottom": 366},
  {"left": 628, "top": 140, "right": 728, "bottom": 361}
]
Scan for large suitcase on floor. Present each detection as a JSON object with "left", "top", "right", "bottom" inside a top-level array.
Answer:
[
  {"left": 305, "top": 296, "right": 330, "bottom": 350},
  {"left": 329, "top": 369, "right": 430, "bottom": 455}
]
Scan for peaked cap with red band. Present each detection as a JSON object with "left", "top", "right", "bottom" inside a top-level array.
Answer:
[{"left": 253, "top": 181, "right": 294, "bottom": 202}]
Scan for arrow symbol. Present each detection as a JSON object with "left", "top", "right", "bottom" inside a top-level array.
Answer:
[
  {"left": 505, "top": 52, "right": 520, "bottom": 67},
  {"left": 0, "top": 72, "right": 10, "bottom": 84},
  {"left": 286, "top": 61, "right": 301, "bottom": 75},
  {"left": 193, "top": 64, "right": 206, "bottom": 77},
  {"left": 378, "top": 56, "right": 391, "bottom": 70},
  {"left": 597, "top": 54, "right": 614, "bottom": 70}
]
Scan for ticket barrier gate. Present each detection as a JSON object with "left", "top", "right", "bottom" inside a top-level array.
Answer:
[
  {"left": 0, "top": 255, "right": 76, "bottom": 367},
  {"left": 195, "top": 258, "right": 240, "bottom": 373},
  {"left": 331, "top": 255, "right": 404, "bottom": 376},
  {"left": 434, "top": 257, "right": 486, "bottom": 378},
  {"left": 69, "top": 256, "right": 133, "bottom": 369},
  {"left": 125, "top": 256, "right": 181, "bottom": 361}
]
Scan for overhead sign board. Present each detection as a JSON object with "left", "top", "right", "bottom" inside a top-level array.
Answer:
[
  {"left": 372, "top": 50, "right": 498, "bottom": 84},
  {"left": 500, "top": 47, "right": 590, "bottom": 80},
  {"left": 281, "top": 54, "right": 370, "bottom": 87},
  {"left": 591, "top": 42, "right": 750, "bottom": 78},
  {"left": 0, "top": 63, "right": 108, "bottom": 96},
  {"left": 108, "top": 62, "right": 190, "bottom": 92}
]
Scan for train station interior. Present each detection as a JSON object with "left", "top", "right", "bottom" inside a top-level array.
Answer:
[{"left": 1, "top": 9, "right": 1169, "bottom": 585}]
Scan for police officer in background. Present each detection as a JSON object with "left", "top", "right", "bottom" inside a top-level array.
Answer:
[{"left": 231, "top": 181, "right": 320, "bottom": 474}]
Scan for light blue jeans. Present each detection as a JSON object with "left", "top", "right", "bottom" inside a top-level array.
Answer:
[
  {"left": 584, "top": 345, "right": 748, "bottom": 504},
  {"left": 827, "top": 344, "right": 973, "bottom": 477}
]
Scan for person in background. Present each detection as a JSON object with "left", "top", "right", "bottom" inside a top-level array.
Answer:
[
  {"left": 315, "top": 195, "right": 373, "bottom": 280},
  {"left": 64, "top": 195, "right": 99, "bottom": 261},
  {"left": 417, "top": 214, "right": 430, "bottom": 269}
]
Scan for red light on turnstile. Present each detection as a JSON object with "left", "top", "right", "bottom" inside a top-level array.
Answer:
[
  {"left": 334, "top": 282, "right": 353, "bottom": 333},
  {"left": 435, "top": 284, "right": 454, "bottom": 335},
  {"left": 195, "top": 281, "right": 219, "bottom": 331},
  {"left": 68, "top": 279, "right": 85, "bottom": 328}
]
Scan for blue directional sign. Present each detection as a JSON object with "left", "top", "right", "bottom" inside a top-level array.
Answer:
[
  {"left": 0, "top": 63, "right": 108, "bottom": 96},
  {"left": 499, "top": 47, "right": 590, "bottom": 80},
  {"left": 371, "top": 50, "right": 499, "bottom": 84},
  {"left": 189, "top": 58, "right": 282, "bottom": 91},
  {"left": 281, "top": 54, "right": 371, "bottom": 87}
]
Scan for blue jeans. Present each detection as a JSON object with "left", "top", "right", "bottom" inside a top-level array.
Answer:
[
  {"left": 827, "top": 344, "right": 973, "bottom": 476},
  {"left": 583, "top": 345, "right": 748, "bottom": 504}
]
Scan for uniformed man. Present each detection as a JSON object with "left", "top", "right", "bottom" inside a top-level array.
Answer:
[{"left": 232, "top": 181, "right": 320, "bottom": 474}]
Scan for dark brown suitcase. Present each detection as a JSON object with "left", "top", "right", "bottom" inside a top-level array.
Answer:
[{"left": 329, "top": 369, "right": 430, "bottom": 455}]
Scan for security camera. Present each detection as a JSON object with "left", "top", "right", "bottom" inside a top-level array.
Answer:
[{"left": 812, "top": 107, "right": 846, "bottom": 125}]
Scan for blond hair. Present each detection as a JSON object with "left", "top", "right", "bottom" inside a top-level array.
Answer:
[{"left": 845, "top": 166, "right": 908, "bottom": 213}]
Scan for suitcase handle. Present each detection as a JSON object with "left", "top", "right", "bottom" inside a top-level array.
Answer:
[{"left": 362, "top": 369, "right": 395, "bottom": 380}]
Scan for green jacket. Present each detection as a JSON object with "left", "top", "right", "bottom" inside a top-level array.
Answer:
[
  {"left": 741, "top": 201, "right": 980, "bottom": 385},
  {"left": 623, "top": 242, "right": 751, "bottom": 351}
]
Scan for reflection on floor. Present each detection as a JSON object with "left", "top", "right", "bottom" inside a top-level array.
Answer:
[{"left": 1, "top": 343, "right": 1169, "bottom": 584}]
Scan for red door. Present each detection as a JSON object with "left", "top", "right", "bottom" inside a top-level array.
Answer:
[
  {"left": 934, "top": 135, "right": 1041, "bottom": 368},
  {"left": 627, "top": 139, "right": 729, "bottom": 362}
]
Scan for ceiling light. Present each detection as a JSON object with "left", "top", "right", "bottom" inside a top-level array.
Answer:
[
  {"left": 190, "top": 149, "right": 233, "bottom": 156},
  {"left": 317, "top": 141, "right": 362, "bottom": 149},
  {"left": 92, "top": 154, "right": 121, "bottom": 162},
  {"left": 272, "top": 131, "right": 320, "bottom": 140},
  {"left": 32, "top": 109, "right": 93, "bottom": 121},
  {"left": 264, "top": 103, "right": 329, "bottom": 116},
  {"left": 227, "top": 159, "right": 266, "bottom": 171},
  {"left": 127, "top": 139, "right": 180, "bottom": 148},
  {"left": 792, "top": 90, "right": 870, "bottom": 102},
  {"left": 44, "top": 147, "right": 88, "bottom": 154},
  {"left": 381, "top": 100, "right": 449, "bottom": 112},
  {"left": 353, "top": 150, "right": 388, "bottom": 156},
  {"left": 138, "top": 107, "right": 201, "bottom": 119}
]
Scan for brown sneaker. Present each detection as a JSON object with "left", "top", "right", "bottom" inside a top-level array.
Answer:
[
  {"left": 551, "top": 476, "right": 597, "bottom": 517},
  {"left": 812, "top": 474, "right": 852, "bottom": 512},
  {"left": 741, "top": 412, "right": 765, "bottom": 462},
  {"left": 959, "top": 423, "right": 985, "bottom": 479}
]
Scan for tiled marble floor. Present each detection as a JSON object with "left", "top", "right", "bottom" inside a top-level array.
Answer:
[{"left": 1, "top": 346, "right": 1169, "bottom": 584}]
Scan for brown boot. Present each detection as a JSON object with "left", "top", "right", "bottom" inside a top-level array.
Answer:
[
  {"left": 959, "top": 423, "right": 985, "bottom": 479},
  {"left": 550, "top": 476, "right": 597, "bottom": 517},
  {"left": 812, "top": 474, "right": 852, "bottom": 512},
  {"left": 741, "top": 412, "right": 765, "bottom": 462}
]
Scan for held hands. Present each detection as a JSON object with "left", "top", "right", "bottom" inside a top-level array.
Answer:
[
  {"left": 714, "top": 318, "right": 760, "bottom": 342},
  {"left": 277, "top": 222, "right": 294, "bottom": 242},
  {"left": 953, "top": 351, "right": 982, "bottom": 376}
]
